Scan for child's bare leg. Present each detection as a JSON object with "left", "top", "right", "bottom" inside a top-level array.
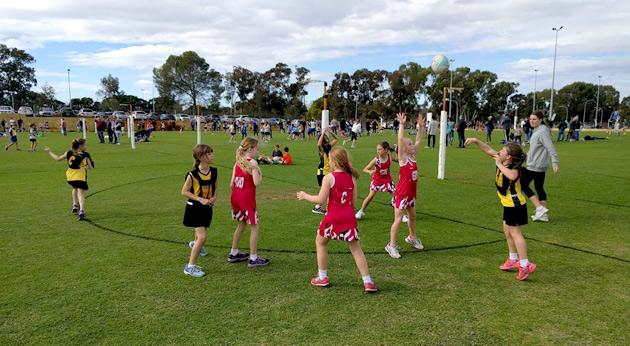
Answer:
[
  {"left": 249, "top": 223, "right": 259, "bottom": 254},
  {"left": 390, "top": 208, "right": 405, "bottom": 244},
  {"left": 406, "top": 206, "right": 417, "bottom": 238},
  {"left": 503, "top": 221, "right": 517, "bottom": 253},
  {"left": 72, "top": 188, "right": 79, "bottom": 206},
  {"left": 348, "top": 241, "right": 369, "bottom": 277},
  {"left": 508, "top": 225, "right": 527, "bottom": 260},
  {"left": 231, "top": 220, "right": 247, "bottom": 250},
  {"left": 360, "top": 190, "right": 376, "bottom": 211},
  {"left": 189, "top": 227, "right": 207, "bottom": 266},
  {"left": 316, "top": 235, "right": 330, "bottom": 271}
]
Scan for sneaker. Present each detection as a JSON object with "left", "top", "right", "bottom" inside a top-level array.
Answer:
[
  {"left": 248, "top": 257, "right": 271, "bottom": 268},
  {"left": 385, "top": 243, "right": 401, "bottom": 259},
  {"left": 71, "top": 205, "right": 79, "bottom": 214},
  {"left": 351, "top": 145, "right": 355, "bottom": 148},
  {"left": 405, "top": 236, "right": 424, "bottom": 250},
  {"left": 312, "top": 206, "right": 326, "bottom": 215},
  {"left": 499, "top": 258, "right": 520, "bottom": 271},
  {"left": 355, "top": 210, "right": 365, "bottom": 219},
  {"left": 227, "top": 251, "right": 249, "bottom": 263},
  {"left": 531, "top": 206, "right": 549, "bottom": 221},
  {"left": 537, "top": 214, "right": 549, "bottom": 222},
  {"left": 189, "top": 241, "right": 208, "bottom": 257},
  {"left": 78, "top": 212, "right": 86, "bottom": 221},
  {"left": 311, "top": 276, "right": 330, "bottom": 287},
  {"left": 402, "top": 214, "right": 408, "bottom": 223},
  {"left": 184, "top": 264, "right": 206, "bottom": 277},
  {"left": 516, "top": 262, "right": 537, "bottom": 280},
  {"left": 364, "top": 281, "right": 378, "bottom": 293}
]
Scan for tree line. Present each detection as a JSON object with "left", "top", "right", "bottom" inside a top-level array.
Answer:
[{"left": 1, "top": 43, "right": 627, "bottom": 123}]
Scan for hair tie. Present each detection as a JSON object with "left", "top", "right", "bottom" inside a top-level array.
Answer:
[
  {"left": 238, "top": 146, "right": 243, "bottom": 151},
  {"left": 346, "top": 162, "right": 351, "bottom": 169}
]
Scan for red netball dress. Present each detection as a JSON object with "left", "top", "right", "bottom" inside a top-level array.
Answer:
[
  {"left": 391, "top": 157, "right": 418, "bottom": 209},
  {"left": 370, "top": 153, "right": 395, "bottom": 192},
  {"left": 231, "top": 159, "right": 259, "bottom": 225},
  {"left": 318, "top": 172, "right": 359, "bottom": 242}
]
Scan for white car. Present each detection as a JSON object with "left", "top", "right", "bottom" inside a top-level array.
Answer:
[
  {"left": 236, "top": 115, "right": 252, "bottom": 123},
  {"left": 0, "top": 106, "right": 15, "bottom": 114},
  {"left": 220, "top": 115, "right": 236, "bottom": 123},
  {"left": 175, "top": 114, "right": 192, "bottom": 121},
  {"left": 18, "top": 106, "right": 34, "bottom": 115},
  {"left": 132, "top": 111, "right": 148, "bottom": 120},
  {"left": 112, "top": 111, "right": 128, "bottom": 120},
  {"left": 79, "top": 108, "right": 96, "bottom": 117},
  {"left": 39, "top": 107, "right": 55, "bottom": 117}
]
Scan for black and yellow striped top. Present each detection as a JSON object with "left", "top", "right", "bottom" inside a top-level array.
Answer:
[
  {"left": 317, "top": 145, "right": 331, "bottom": 176},
  {"left": 65, "top": 151, "right": 91, "bottom": 182},
  {"left": 495, "top": 164, "right": 527, "bottom": 207},
  {"left": 187, "top": 167, "right": 217, "bottom": 206}
]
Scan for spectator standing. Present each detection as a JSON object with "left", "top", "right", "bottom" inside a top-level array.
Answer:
[
  {"left": 426, "top": 117, "right": 438, "bottom": 148},
  {"left": 61, "top": 118, "right": 67, "bottom": 136},
  {"left": 456, "top": 116, "right": 466, "bottom": 148},
  {"left": 486, "top": 116, "right": 494, "bottom": 143}
]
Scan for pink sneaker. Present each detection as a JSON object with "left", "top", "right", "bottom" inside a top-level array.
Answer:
[
  {"left": 517, "top": 262, "right": 537, "bottom": 281},
  {"left": 499, "top": 258, "right": 520, "bottom": 271},
  {"left": 364, "top": 282, "right": 378, "bottom": 293},
  {"left": 311, "top": 276, "right": 330, "bottom": 287}
]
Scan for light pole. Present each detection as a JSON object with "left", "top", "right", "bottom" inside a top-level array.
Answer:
[
  {"left": 549, "top": 26, "right": 563, "bottom": 120},
  {"left": 448, "top": 59, "right": 455, "bottom": 120},
  {"left": 67, "top": 69, "right": 72, "bottom": 108},
  {"left": 559, "top": 105, "right": 568, "bottom": 122},
  {"left": 583, "top": 99, "right": 595, "bottom": 125},
  {"left": 447, "top": 99, "right": 459, "bottom": 117},
  {"left": 533, "top": 69, "right": 539, "bottom": 111},
  {"left": 595, "top": 75, "right": 602, "bottom": 127},
  {"left": 152, "top": 86, "right": 155, "bottom": 114}
]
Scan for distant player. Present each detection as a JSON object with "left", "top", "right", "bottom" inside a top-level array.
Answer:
[
  {"left": 229, "top": 138, "right": 270, "bottom": 267},
  {"left": 297, "top": 147, "right": 377, "bottom": 292},
  {"left": 385, "top": 113, "right": 425, "bottom": 259},
  {"left": 313, "top": 127, "right": 338, "bottom": 214},
  {"left": 181, "top": 144, "right": 217, "bottom": 277},
  {"left": 44, "top": 138, "right": 94, "bottom": 221},
  {"left": 28, "top": 123, "right": 38, "bottom": 152},
  {"left": 355, "top": 141, "right": 400, "bottom": 220},
  {"left": 465, "top": 138, "right": 537, "bottom": 280},
  {"left": 4, "top": 124, "right": 19, "bottom": 151}
]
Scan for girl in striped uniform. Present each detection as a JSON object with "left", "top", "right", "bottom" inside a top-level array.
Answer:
[
  {"left": 297, "top": 147, "right": 377, "bottom": 292},
  {"left": 385, "top": 113, "right": 425, "bottom": 259},
  {"left": 229, "top": 137, "right": 270, "bottom": 267},
  {"left": 465, "top": 138, "right": 536, "bottom": 280},
  {"left": 44, "top": 138, "right": 94, "bottom": 221},
  {"left": 181, "top": 144, "right": 217, "bottom": 277},
  {"left": 355, "top": 141, "right": 398, "bottom": 219}
]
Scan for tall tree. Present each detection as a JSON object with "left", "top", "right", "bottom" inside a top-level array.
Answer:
[
  {"left": 97, "top": 74, "right": 121, "bottom": 99},
  {"left": 41, "top": 82, "right": 56, "bottom": 105},
  {"left": 0, "top": 44, "right": 37, "bottom": 103}
]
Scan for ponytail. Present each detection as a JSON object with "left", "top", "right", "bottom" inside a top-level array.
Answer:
[
  {"left": 379, "top": 141, "right": 395, "bottom": 153},
  {"left": 329, "top": 147, "right": 360, "bottom": 180},
  {"left": 71, "top": 138, "right": 86, "bottom": 155},
  {"left": 236, "top": 137, "right": 259, "bottom": 172}
]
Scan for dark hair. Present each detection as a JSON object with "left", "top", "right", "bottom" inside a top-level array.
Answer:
[
  {"left": 71, "top": 138, "right": 86, "bottom": 155},
  {"left": 193, "top": 144, "right": 213, "bottom": 167},
  {"left": 504, "top": 142, "right": 527, "bottom": 168},
  {"left": 530, "top": 111, "right": 544, "bottom": 120},
  {"left": 378, "top": 141, "right": 395, "bottom": 153},
  {"left": 284, "top": 147, "right": 289, "bottom": 152}
]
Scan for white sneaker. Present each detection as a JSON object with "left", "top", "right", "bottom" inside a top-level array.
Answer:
[
  {"left": 355, "top": 210, "right": 365, "bottom": 219},
  {"left": 405, "top": 236, "right": 424, "bottom": 250},
  {"left": 402, "top": 214, "right": 409, "bottom": 223},
  {"left": 385, "top": 243, "right": 401, "bottom": 259},
  {"left": 531, "top": 206, "right": 549, "bottom": 221}
]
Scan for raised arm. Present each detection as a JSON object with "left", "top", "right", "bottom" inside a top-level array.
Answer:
[
  {"left": 397, "top": 113, "right": 407, "bottom": 161},
  {"left": 465, "top": 138, "right": 498, "bottom": 157},
  {"left": 43, "top": 147, "right": 67, "bottom": 161},
  {"left": 413, "top": 114, "right": 425, "bottom": 153},
  {"left": 326, "top": 127, "right": 339, "bottom": 146}
]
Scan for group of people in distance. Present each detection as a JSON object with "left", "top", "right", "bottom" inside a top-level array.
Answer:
[{"left": 43, "top": 109, "right": 558, "bottom": 293}]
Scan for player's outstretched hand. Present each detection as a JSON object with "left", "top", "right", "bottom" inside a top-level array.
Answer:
[
  {"left": 464, "top": 138, "right": 477, "bottom": 146},
  {"left": 417, "top": 114, "right": 425, "bottom": 129},
  {"left": 44, "top": 146, "right": 51, "bottom": 152},
  {"left": 397, "top": 113, "right": 407, "bottom": 124},
  {"left": 296, "top": 191, "right": 307, "bottom": 201}
]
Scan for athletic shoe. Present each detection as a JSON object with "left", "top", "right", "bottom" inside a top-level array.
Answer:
[
  {"left": 405, "top": 236, "right": 424, "bottom": 250},
  {"left": 538, "top": 214, "right": 549, "bottom": 222},
  {"left": 312, "top": 206, "right": 326, "bottom": 215},
  {"left": 385, "top": 243, "right": 401, "bottom": 259},
  {"left": 402, "top": 214, "right": 409, "bottom": 223},
  {"left": 227, "top": 251, "right": 249, "bottom": 263},
  {"left": 78, "top": 212, "right": 86, "bottom": 221},
  {"left": 311, "top": 276, "right": 330, "bottom": 287},
  {"left": 189, "top": 241, "right": 208, "bottom": 257},
  {"left": 364, "top": 282, "right": 378, "bottom": 293},
  {"left": 71, "top": 205, "right": 79, "bottom": 214},
  {"left": 184, "top": 264, "right": 205, "bottom": 277},
  {"left": 248, "top": 257, "right": 271, "bottom": 268},
  {"left": 499, "top": 258, "right": 520, "bottom": 271},
  {"left": 531, "top": 206, "right": 549, "bottom": 221},
  {"left": 351, "top": 145, "right": 355, "bottom": 148},
  {"left": 355, "top": 210, "right": 365, "bottom": 219},
  {"left": 517, "top": 262, "right": 537, "bottom": 281}
]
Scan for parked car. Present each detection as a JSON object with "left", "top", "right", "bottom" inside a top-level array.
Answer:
[
  {"left": 0, "top": 105, "right": 15, "bottom": 114},
  {"left": 18, "top": 106, "right": 34, "bottom": 115},
  {"left": 78, "top": 108, "right": 95, "bottom": 117},
  {"left": 220, "top": 115, "right": 236, "bottom": 123},
  {"left": 148, "top": 112, "right": 161, "bottom": 120},
  {"left": 39, "top": 107, "right": 55, "bottom": 117},
  {"left": 132, "top": 111, "right": 148, "bottom": 120},
  {"left": 175, "top": 114, "right": 192, "bottom": 121},
  {"left": 269, "top": 117, "right": 283, "bottom": 126},
  {"left": 160, "top": 114, "right": 175, "bottom": 120},
  {"left": 236, "top": 115, "right": 252, "bottom": 123},
  {"left": 58, "top": 107, "right": 76, "bottom": 117},
  {"left": 112, "top": 111, "right": 128, "bottom": 119}
]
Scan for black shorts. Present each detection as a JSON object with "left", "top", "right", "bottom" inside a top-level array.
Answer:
[
  {"left": 183, "top": 202, "right": 213, "bottom": 228},
  {"left": 503, "top": 205, "right": 528, "bottom": 226},
  {"left": 351, "top": 131, "right": 358, "bottom": 140},
  {"left": 68, "top": 180, "right": 89, "bottom": 190},
  {"left": 317, "top": 174, "right": 324, "bottom": 186},
  {"left": 30, "top": 138, "right": 37, "bottom": 142}
]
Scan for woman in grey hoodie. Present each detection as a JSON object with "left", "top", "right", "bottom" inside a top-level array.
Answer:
[{"left": 522, "top": 111, "right": 559, "bottom": 222}]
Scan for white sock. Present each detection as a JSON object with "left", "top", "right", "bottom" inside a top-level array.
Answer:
[
  {"left": 362, "top": 275, "right": 372, "bottom": 283},
  {"left": 230, "top": 249, "right": 239, "bottom": 256},
  {"left": 318, "top": 269, "right": 327, "bottom": 279},
  {"left": 536, "top": 206, "right": 545, "bottom": 211},
  {"left": 520, "top": 259, "right": 529, "bottom": 268},
  {"left": 509, "top": 253, "right": 518, "bottom": 260},
  {"left": 250, "top": 254, "right": 258, "bottom": 261}
]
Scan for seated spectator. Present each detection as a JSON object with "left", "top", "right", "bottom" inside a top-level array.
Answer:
[
  {"left": 272, "top": 144, "right": 283, "bottom": 162},
  {"left": 257, "top": 153, "right": 273, "bottom": 164},
  {"left": 281, "top": 147, "right": 293, "bottom": 165}
]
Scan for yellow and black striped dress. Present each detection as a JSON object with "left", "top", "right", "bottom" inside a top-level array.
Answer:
[
  {"left": 65, "top": 150, "right": 91, "bottom": 189},
  {"left": 183, "top": 166, "right": 217, "bottom": 227},
  {"left": 495, "top": 164, "right": 527, "bottom": 207}
]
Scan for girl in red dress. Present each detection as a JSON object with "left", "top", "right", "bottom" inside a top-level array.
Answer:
[
  {"left": 229, "top": 137, "right": 270, "bottom": 267},
  {"left": 355, "top": 141, "right": 398, "bottom": 219},
  {"left": 385, "top": 113, "right": 425, "bottom": 259},
  {"left": 297, "top": 147, "right": 377, "bottom": 292}
]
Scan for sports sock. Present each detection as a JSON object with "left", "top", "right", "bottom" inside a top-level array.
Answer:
[
  {"left": 230, "top": 249, "right": 239, "bottom": 256},
  {"left": 389, "top": 242, "right": 397, "bottom": 247},
  {"left": 520, "top": 259, "right": 529, "bottom": 268},
  {"left": 509, "top": 253, "right": 518, "bottom": 260},
  {"left": 250, "top": 254, "right": 258, "bottom": 261},
  {"left": 318, "top": 269, "right": 327, "bottom": 279},
  {"left": 362, "top": 275, "right": 372, "bottom": 283}
]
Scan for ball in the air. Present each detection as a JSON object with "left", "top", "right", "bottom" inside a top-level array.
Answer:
[{"left": 431, "top": 54, "right": 450, "bottom": 73}]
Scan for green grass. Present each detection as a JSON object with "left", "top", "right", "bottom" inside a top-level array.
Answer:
[{"left": 2, "top": 129, "right": 629, "bottom": 345}]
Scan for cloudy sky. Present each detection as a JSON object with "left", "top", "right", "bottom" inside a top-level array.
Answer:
[{"left": 2, "top": 0, "right": 629, "bottom": 107}]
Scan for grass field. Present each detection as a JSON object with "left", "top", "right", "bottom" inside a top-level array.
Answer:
[{"left": 2, "top": 127, "right": 629, "bottom": 345}]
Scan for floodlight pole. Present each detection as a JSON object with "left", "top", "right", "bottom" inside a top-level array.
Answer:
[
  {"left": 595, "top": 75, "right": 602, "bottom": 127},
  {"left": 549, "top": 26, "right": 563, "bottom": 121},
  {"left": 533, "top": 69, "right": 539, "bottom": 110}
]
